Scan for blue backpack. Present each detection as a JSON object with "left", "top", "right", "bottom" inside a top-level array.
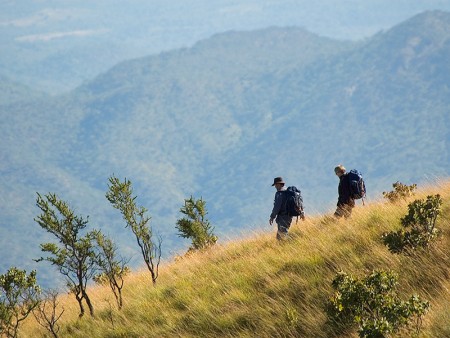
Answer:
[
  {"left": 347, "top": 169, "right": 366, "bottom": 200},
  {"left": 284, "top": 186, "right": 305, "bottom": 219}
]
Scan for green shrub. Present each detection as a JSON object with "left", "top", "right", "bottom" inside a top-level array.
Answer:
[
  {"left": 93, "top": 231, "right": 130, "bottom": 310},
  {"left": 0, "top": 267, "right": 41, "bottom": 338},
  {"left": 327, "top": 270, "right": 429, "bottom": 338},
  {"left": 382, "top": 194, "right": 442, "bottom": 253},
  {"left": 35, "top": 193, "right": 97, "bottom": 317},
  {"left": 382, "top": 181, "right": 417, "bottom": 203},
  {"left": 176, "top": 196, "right": 217, "bottom": 252},
  {"left": 106, "top": 175, "right": 161, "bottom": 285}
]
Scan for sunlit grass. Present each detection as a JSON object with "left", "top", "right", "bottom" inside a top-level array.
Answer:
[{"left": 21, "top": 180, "right": 450, "bottom": 337}]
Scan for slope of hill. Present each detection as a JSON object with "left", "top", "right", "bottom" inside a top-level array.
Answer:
[
  {"left": 1, "top": 11, "right": 450, "bottom": 289},
  {"left": 21, "top": 180, "right": 450, "bottom": 337}
]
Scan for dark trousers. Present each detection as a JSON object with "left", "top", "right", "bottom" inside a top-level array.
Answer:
[{"left": 276, "top": 215, "right": 293, "bottom": 240}]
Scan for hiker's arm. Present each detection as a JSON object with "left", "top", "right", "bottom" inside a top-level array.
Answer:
[{"left": 270, "top": 192, "right": 283, "bottom": 221}]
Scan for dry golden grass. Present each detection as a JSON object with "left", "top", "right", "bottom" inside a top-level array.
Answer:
[{"left": 20, "top": 179, "right": 450, "bottom": 337}]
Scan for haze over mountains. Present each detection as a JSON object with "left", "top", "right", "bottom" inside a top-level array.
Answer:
[
  {"left": 1, "top": 9, "right": 449, "bottom": 287},
  {"left": 2, "top": 1, "right": 450, "bottom": 93}
]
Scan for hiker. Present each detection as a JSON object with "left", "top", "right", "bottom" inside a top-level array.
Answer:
[
  {"left": 334, "top": 165, "right": 355, "bottom": 218},
  {"left": 269, "top": 177, "right": 293, "bottom": 240}
]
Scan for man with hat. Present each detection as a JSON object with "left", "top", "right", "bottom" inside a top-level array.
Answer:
[{"left": 269, "top": 177, "right": 293, "bottom": 240}]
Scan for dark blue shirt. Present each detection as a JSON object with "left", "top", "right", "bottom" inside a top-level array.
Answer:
[{"left": 338, "top": 173, "right": 353, "bottom": 206}]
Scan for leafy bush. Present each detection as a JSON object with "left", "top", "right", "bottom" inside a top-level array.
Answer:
[
  {"left": 327, "top": 270, "right": 429, "bottom": 338},
  {"left": 0, "top": 267, "right": 41, "bottom": 338},
  {"left": 382, "top": 194, "right": 442, "bottom": 253},
  {"left": 35, "top": 193, "right": 97, "bottom": 318},
  {"left": 93, "top": 231, "right": 130, "bottom": 310},
  {"left": 176, "top": 196, "right": 217, "bottom": 252},
  {"left": 106, "top": 175, "right": 161, "bottom": 285},
  {"left": 382, "top": 181, "right": 417, "bottom": 203}
]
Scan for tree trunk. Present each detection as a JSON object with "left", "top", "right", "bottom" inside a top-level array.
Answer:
[
  {"left": 83, "top": 290, "right": 95, "bottom": 317},
  {"left": 76, "top": 294, "right": 85, "bottom": 318}
]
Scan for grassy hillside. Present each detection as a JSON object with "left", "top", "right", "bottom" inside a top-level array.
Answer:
[{"left": 21, "top": 180, "right": 450, "bottom": 337}]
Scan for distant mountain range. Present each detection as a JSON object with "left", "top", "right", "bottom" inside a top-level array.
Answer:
[
  {"left": 2, "top": 1, "right": 450, "bottom": 94},
  {"left": 1, "top": 10, "right": 449, "bottom": 288}
]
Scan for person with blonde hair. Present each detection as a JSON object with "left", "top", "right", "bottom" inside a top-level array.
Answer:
[{"left": 334, "top": 165, "right": 355, "bottom": 218}]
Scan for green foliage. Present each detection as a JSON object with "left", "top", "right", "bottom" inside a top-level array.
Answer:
[
  {"left": 383, "top": 195, "right": 442, "bottom": 253},
  {"left": 382, "top": 181, "right": 417, "bottom": 203},
  {"left": 93, "top": 231, "right": 129, "bottom": 309},
  {"left": 176, "top": 196, "right": 218, "bottom": 252},
  {"left": 0, "top": 267, "right": 41, "bottom": 338},
  {"left": 328, "top": 270, "right": 429, "bottom": 338},
  {"left": 34, "top": 193, "right": 97, "bottom": 318},
  {"left": 106, "top": 175, "right": 161, "bottom": 285}
]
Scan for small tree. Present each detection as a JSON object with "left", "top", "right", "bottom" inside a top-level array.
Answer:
[
  {"left": 382, "top": 181, "right": 417, "bottom": 203},
  {"left": 33, "top": 289, "right": 64, "bottom": 338},
  {"left": 0, "top": 267, "right": 41, "bottom": 338},
  {"left": 106, "top": 176, "right": 161, "bottom": 285},
  {"left": 34, "top": 193, "right": 97, "bottom": 318},
  {"left": 328, "top": 270, "right": 429, "bottom": 338},
  {"left": 383, "top": 194, "right": 442, "bottom": 254},
  {"left": 93, "top": 231, "right": 129, "bottom": 309},
  {"left": 176, "top": 196, "right": 217, "bottom": 252}
]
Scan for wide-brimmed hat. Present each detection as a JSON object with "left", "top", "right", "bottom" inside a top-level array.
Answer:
[{"left": 271, "top": 177, "right": 285, "bottom": 186}]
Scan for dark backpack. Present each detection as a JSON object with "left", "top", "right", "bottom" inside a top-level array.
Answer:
[
  {"left": 347, "top": 169, "right": 366, "bottom": 200},
  {"left": 284, "top": 186, "right": 305, "bottom": 218}
]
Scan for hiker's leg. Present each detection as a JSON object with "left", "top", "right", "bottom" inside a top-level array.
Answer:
[
  {"left": 277, "top": 225, "right": 288, "bottom": 240},
  {"left": 343, "top": 200, "right": 355, "bottom": 218},
  {"left": 335, "top": 204, "right": 352, "bottom": 218},
  {"left": 334, "top": 205, "right": 345, "bottom": 218},
  {"left": 343, "top": 205, "right": 353, "bottom": 218},
  {"left": 346, "top": 200, "right": 355, "bottom": 218},
  {"left": 276, "top": 216, "right": 292, "bottom": 240}
]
